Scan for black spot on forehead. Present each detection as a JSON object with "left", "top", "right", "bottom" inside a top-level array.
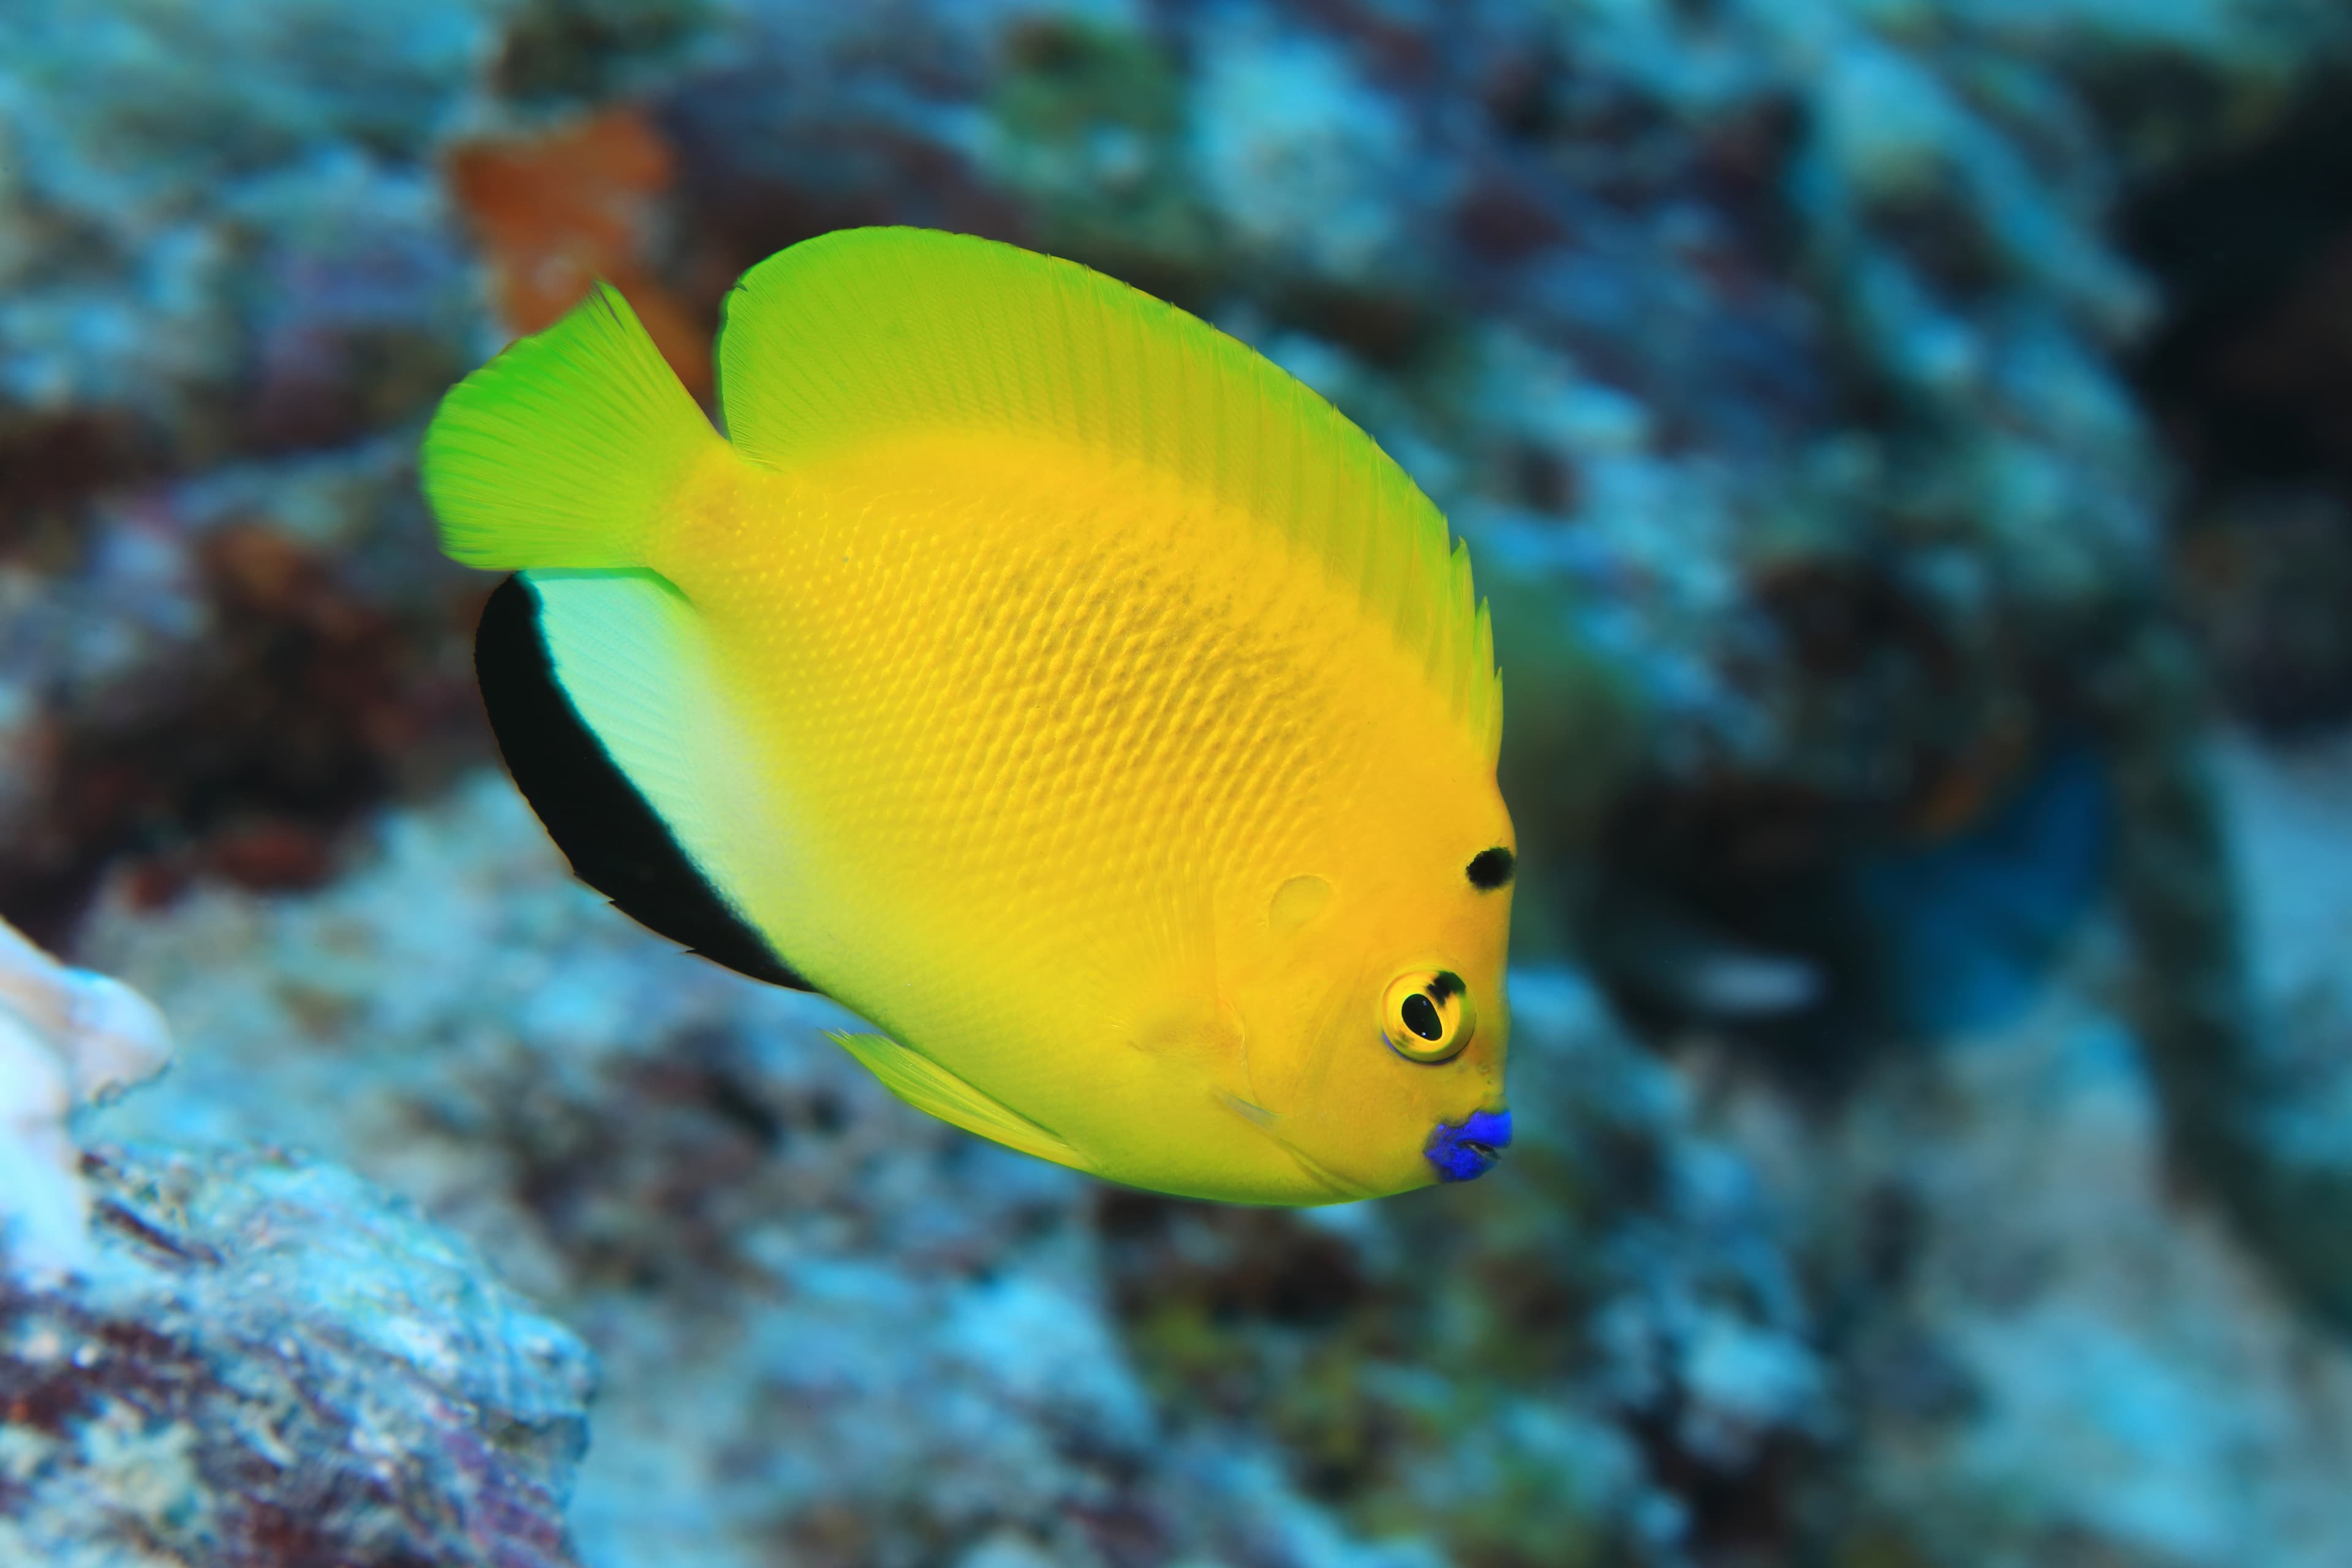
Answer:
[
  {"left": 1466, "top": 846, "right": 1515, "bottom": 890},
  {"left": 1427, "top": 971, "right": 1464, "bottom": 1001}
]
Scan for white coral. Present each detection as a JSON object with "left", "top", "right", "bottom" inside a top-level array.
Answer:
[{"left": 0, "top": 916, "right": 172, "bottom": 1283}]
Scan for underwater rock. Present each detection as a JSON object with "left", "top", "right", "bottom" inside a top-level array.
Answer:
[
  {"left": 1189, "top": 12, "right": 1431, "bottom": 288},
  {"left": 0, "top": 905, "right": 592, "bottom": 1562},
  {"left": 2180, "top": 730, "right": 2352, "bottom": 1333},
  {"left": 1425, "top": 0, "right": 2352, "bottom": 1333},
  {"left": 0, "top": 0, "right": 533, "bottom": 944},
  {"left": 0, "top": 0, "right": 504, "bottom": 942},
  {"left": 0, "top": 1144, "right": 595, "bottom": 1567},
  {"left": 1099, "top": 967, "right": 1828, "bottom": 1566},
  {"left": 66, "top": 767, "right": 2352, "bottom": 1568},
  {"left": 80, "top": 772, "right": 1478, "bottom": 1567},
  {"left": 0, "top": 0, "right": 496, "bottom": 458},
  {"left": 2129, "top": 83, "right": 2352, "bottom": 732},
  {"left": 0, "top": 914, "right": 171, "bottom": 1283},
  {"left": 16, "top": 0, "right": 2352, "bottom": 1561},
  {"left": 0, "top": 449, "right": 487, "bottom": 947},
  {"left": 77, "top": 772, "right": 1832, "bottom": 1565},
  {"left": 1749, "top": 945, "right": 2352, "bottom": 1568}
]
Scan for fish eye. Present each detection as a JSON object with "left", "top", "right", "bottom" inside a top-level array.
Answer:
[{"left": 1381, "top": 970, "right": 1475, "bottom": 1063}]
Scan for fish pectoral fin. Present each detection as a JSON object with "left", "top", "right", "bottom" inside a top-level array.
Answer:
[
  {"left": 826, "top": 1031, "right": 1084, "bottom": 1172},
  {"left": 1218, "top": 1091, "right": 1281, "bottom": 1129}
]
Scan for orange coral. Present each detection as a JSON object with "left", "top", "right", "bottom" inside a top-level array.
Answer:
[
  {"left": 1906, "top": 720, "right": 2035, "bottom": 842},
  {"left": 448, "top": 107, "right": 711, "bottom": 398}
]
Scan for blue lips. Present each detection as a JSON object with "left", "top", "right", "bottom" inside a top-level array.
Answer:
[{"left": 1425, "top": 1108, "right": 1512, "bottom": 1183}]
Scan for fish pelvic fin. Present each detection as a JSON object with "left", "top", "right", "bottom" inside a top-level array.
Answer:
[
  {"left": 423, "top": 282, "right": 726, "bottom": 571},
  {"left": 827, "top": 1030, "right": 1087, "bottom": 1173}
]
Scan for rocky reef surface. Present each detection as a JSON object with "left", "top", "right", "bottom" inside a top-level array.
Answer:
[
  {"left": 0, "top": 911, "right": 594, "bottom": 1566},
  {"left": 74, "top": 775, "right": 1829, "bottom": 1566},
  {"left": 1, "top": 1145, "right": 597, "bottom": 1567},
  {"left": 0, "top": 914, "right": 171, "bottom": 1282},
  {"left": 56, "top": 748, "right": 2352, "bottom": 1566},
  {"left": 7, "top": 0, "right": 2352, "bottom": 1563}
]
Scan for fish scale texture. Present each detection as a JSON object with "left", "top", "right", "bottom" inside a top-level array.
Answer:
[
  {"left": 699, "top": 453, "right": 1340, "bottom": 937},
  {"left": 443, "top": 232, "right": 1516, "bottom": 1203},
  {"left": 714, "top": 230, "right": 1498, "bottom": 762},
  {"left": 646, "top": 432, "right": 1506, "bottom": 1196},
  {"left": 28, "top": 1, "right": 2352, "bottom": 1562}
]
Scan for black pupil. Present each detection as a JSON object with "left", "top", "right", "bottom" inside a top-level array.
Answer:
[{"left": 1401, "top": 992, "right": 1444, "bottom": 1042}]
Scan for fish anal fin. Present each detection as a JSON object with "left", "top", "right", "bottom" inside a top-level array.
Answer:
[{"left": 827, "top": 1031, "right": 1084, "bottom": 1171}]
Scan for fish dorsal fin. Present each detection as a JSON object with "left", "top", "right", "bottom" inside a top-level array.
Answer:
[
  {"left": 826, "top": 1031, "right": 1085, "bottom": 1172},
  {"left": 715, "top": 227, "right": 1501, "bottom": 765}
]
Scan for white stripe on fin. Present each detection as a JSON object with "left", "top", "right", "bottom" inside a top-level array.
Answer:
[{"left": 529, "top": 568, "right": 809, "bottom": 967}]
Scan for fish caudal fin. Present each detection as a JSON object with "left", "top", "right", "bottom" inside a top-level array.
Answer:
[{"left": 423, "top": 284, "right": 722, "bottom": 571}]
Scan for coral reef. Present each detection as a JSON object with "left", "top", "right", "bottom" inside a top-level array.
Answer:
[
  {"left": 2130, "top": 85, "right": 2352, "bottom": 732},
  {"left": 0, "top": 0, "right": 508, "bottom": 943},
  {"left": 447, "top": 105, "right": 713, "bottom": 395},
  {"left": 0, "top": 439, "right": 486, "bottom": 945},
  {"left": 77, "top": 774, "right": 1498, "bottom": 1566},
  {"left": 1766, "top": 951, "right": 2352, "bottom": 1568},
  {"left": 67, "top": 751, "right": 2352, "bottom": 1568},
  {"left": 69, "top": 768, "right": 1833, "bottom": 1565},
  {"left": 1101, "top": 968, "right": 1828, "bottom": 1565},
  {"left": 1, "top": 1145, "right": 594, "bottom": 1566},
  {"left": 9, "top": 0, "right": 2352, "bottom": 1562},
  {"left": 0, "top": 914, "right": 592, "bottom": 1563},
  {"left": 0, "top": 915, "right": 170, "bottom": 1283}
]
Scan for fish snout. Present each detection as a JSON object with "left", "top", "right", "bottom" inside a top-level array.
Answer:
[{"left": 1425, "top": 1106, "right": 1512, "bottom": 1183}]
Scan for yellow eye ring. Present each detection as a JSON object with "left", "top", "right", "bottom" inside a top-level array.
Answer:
[{"left": 1382, "top": 970, "right": 1475, "bottom": 1063}]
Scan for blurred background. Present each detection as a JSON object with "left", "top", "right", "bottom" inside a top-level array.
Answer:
[{"left": 4, "top": 0, "right": 2352, "bottom": 1564}]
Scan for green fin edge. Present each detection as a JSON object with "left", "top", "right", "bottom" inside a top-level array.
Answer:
[{"left": 422, "top": 283, "right": 720, "bottom": 572}]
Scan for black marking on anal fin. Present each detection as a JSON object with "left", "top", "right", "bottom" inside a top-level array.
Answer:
[
  {"left": 1466, "top": 846, "right": 1515, "bottom": 890},
  {"left": 475, "top": 573, "right": 816, "bottom": 993}
]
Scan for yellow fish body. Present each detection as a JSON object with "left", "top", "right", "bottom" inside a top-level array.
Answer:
[{"left": 423, "top": 228, "right": 1515, "bottom": 1204}]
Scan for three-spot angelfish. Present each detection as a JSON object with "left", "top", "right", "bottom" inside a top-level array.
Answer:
[{"left": 421, "top": 227, "right": 1515, "bottom": 1204}]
